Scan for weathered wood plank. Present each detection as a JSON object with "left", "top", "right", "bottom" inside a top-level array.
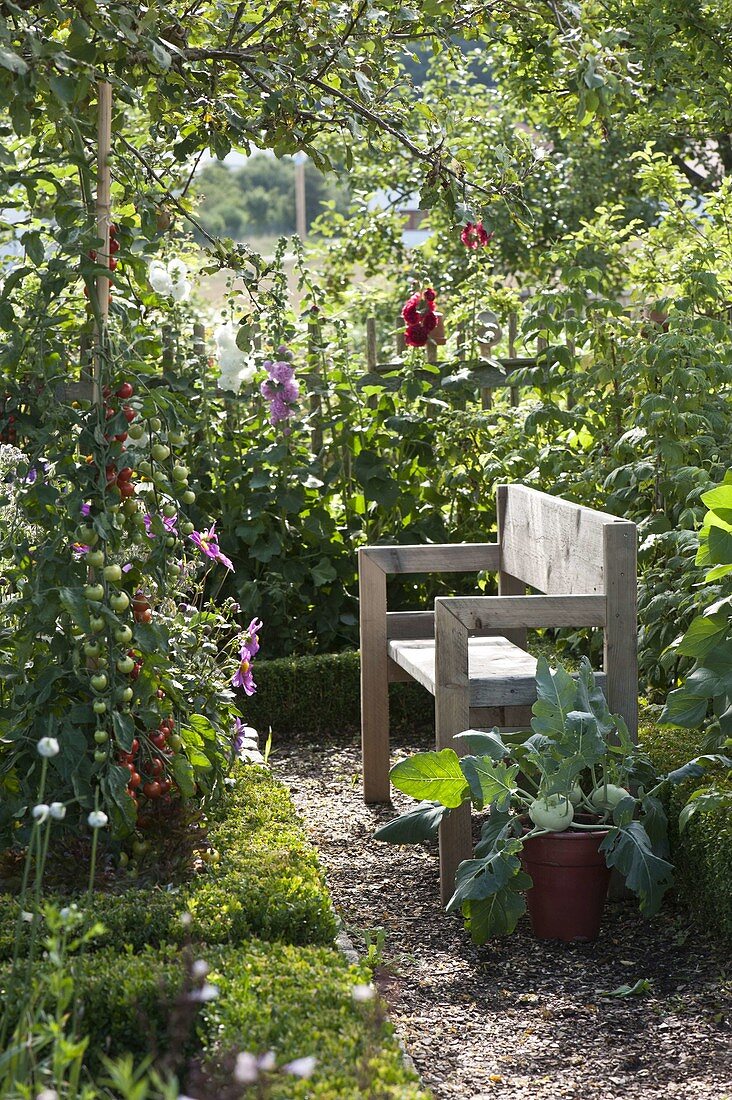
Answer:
[
  {"left": 497, "top": 483, "right": 527, "bottom": 648},
  {"left": 388, "top": 636, "right": 607, "bottom": 707},
  {"left": 499, "top": 483, "right": 626, "bottom": 595},
  {"left": 359, "top": 551, "right": 390, "bottom": 802},
  {"left": 364, "top": 543, "right": 500, "bottom": 575},
  {"left": 386, "top": 610, "right": 508, "bottom": 641},
  {"left": 432, "top": 594, "right": 607, "bottom": 630},
  {"left": 434, "top": 600, "right": 472, "bottom": 905},
  {"left": 603, "top": 521, "right": 638, "bottom": 739}
]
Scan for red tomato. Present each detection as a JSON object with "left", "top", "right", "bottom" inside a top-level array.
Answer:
[
  {"left": 122, "top": 405, "right": 136, "bottom": 423},
  {"left": 151, "top": 732, "right": 167, "bottom": 750},
  {"left": 115, "top": 431, "right": 128, "bottom": 443},
  {"left": 131, "top": 739, "right": 139, "bottom": 754},
  {"left": 159, "top": 779, "right": 172, "bottom": 795},
  {"left": 143, "top": 781, "right": 161, "bottom": 799},
  {"left": 117, "top": 467, "right": 133, "bottom": 483},
  {"left": 109, "top": 257, "right": 118, "bottom": 271},
  {"left": 109, "top": 223, "right": 119, "bottom": 237},
  {"left": 129, "top": 771, "right": 141, "bottom": 788},
  {"left": 116, "top": 382, "right": 134, "bottom": 399},
  {"left": 150, "top": 757, "right": 164, "bottom": 777},
  {"left": 119, "top": 481, "right": 135, "bottom": 498},
  {"left": 105, "top": 406, "right": 116, "bottom": 420}
]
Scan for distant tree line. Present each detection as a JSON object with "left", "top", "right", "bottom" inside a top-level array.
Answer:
[{"left": 194, "top": 154, "right": 349, "bottom": 240}]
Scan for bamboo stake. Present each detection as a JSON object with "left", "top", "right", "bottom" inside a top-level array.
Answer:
[
  {"left": 94, "top": 80, "right": 112, "bottom": 403},
  {"left": 509, "top": 311, "right": 519, "bottom": 407}
]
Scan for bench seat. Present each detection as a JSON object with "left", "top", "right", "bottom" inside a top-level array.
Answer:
[{"left": 388, "top": 636, "right": 607, "bottom": 708}]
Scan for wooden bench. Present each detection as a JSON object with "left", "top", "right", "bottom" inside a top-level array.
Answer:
[{"left": 359, "top": 483, "right": 637, "bottom": 902}]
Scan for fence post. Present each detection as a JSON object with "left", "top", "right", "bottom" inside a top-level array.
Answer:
[
  {"left": 308, "top": 311, "right": 323, "bottom": 454},
  {"left": 395, "top": 314, "right": 406, "bottom": 355},
  {"left": 509, "top": 311, "right": 519, "bottom": 407}
]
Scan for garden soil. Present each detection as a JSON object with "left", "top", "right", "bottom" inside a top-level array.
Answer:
[{"left": 274, "top": 738, "right": 731, "bottom": 1100}]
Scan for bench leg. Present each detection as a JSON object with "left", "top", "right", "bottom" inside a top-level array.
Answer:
[
  {"left": 435, "top": 599, "right": 473, "bottom": 906},
  {"left": 360, "top": 551, "right": 391, "bottom": 802}
]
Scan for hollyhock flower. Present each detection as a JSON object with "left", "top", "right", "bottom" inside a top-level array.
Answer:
[
  {"left": 189, "top": 523, "right": 234, "bottom": 571},
  {"left": 167, "top": 258, "right": 191, "bottom": 303},
  {"left": 460, "top": 221, "right": 492, "bottom": 249},
  {"left": 401, "top": 293, "right": 422, "bottom": 323},
  {"left": 148, "top": 260, "right": 174, "bottom": 296},
  {"left": 270, "top": 360, "right": 294, "bottom": 384},
  {"left": 423, "top": 311, "right": 438, "bottom": 334},
  {"left": 33, "top": 804, "right": 50, "bottom": 823},
  {"left": 423, "top": 287, "right": 437, "bottom": 302},
  {"left": 283, "top": 1056, "right": 317, "bottom": 1079},
  {"left": 261, "top": 352, "right": 299, "bottom": 428},
  {"left": 281, "top": 378, "right": 299, "bottom": 402},
  {"left": 214, "top": 321, "right": 257, "bottom": 393},
  {"left": 405, "top": 323, "right": 428, "bottom": 347}
]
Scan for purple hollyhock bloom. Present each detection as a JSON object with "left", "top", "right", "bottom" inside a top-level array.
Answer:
[
  {"left": 80, "top": 502, "right": 91, "bottom": 516},
  {"left": 281, "top": 378, "right": 299, "bottom": 402},
  {"left": 189, "top": 522, "right": 234, "bottom": 571},
  {"left": 270, "top": 361, "right": 294, "bottom": 384}
]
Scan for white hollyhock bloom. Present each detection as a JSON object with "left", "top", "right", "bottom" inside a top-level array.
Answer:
[
  {"left": 148, "top": 260, "right": 174, "bottom": 296},
  {"left": 352, "top": 983, "right": 376, "bottom": 1003},
  {"left": 32, "top": 804, "right": 50, "bottom": 822},
  {"left": 167, "top": 258, "right": 191, "bottom": 302},
  {"left": 234, "top": 1053, "right": 259, "bottom": 1084},
  {"left": 49, "top": 802, "right": 66, "bottom": 820},
  {"left": 214, "top": 322, "right": 255, "bottom": 392},
  {"left": 37, "top": 737, "right": 59, "bottom": 757},
  {"left": 283, "top": 1055, "right": 317, "bottom": 1079},
  {"left": 87, "top": 810, "right": 108, "bottom": 829}
]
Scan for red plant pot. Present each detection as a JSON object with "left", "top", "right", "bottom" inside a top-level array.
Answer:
[{"left": 521, "top": 823, "right": 611, "bottom": 942}]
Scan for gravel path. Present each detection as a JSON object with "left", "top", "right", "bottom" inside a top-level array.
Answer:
[{"left": 273, "top": 738, "right": 732, "bottom": 1100}]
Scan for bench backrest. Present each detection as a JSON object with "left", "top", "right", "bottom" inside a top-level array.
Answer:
[{"left": 498, "top": 483, "right": 631, "bottom": 596}]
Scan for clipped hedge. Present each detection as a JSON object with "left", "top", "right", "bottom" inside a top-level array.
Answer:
[
  {"left": 639, "top": 717, "right": 732, "bottom": 941},
  {"left": 21, "top": 942, "right": 424, "bottom": 1097},
  {"left": 0, "top": 766, "right": 336, "bottom": 961},
  {"left": 243, "top": 651, "right": 434, "bottom": 739}
]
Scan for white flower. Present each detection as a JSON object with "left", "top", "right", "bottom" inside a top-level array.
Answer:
[
  {"left": 283, "top": 1055, "right": 317, "bottom": 1079},
  {"left": 213, "top": 322, "right": 256, "bottom": 392},
  {"left": 37, "top": 737, "right": 59, "bottom": 757},
  {"left": 87, "top": 810, "right": 108, "bottom": 829},
  {"left": 258, "top": 1051, "right": 276, "bottom": 1073},
  {"left": 180, "top": 911, "right": 193, "bottom": 927},
  {"left": 49, "top": 802, "right": 66, "bottom": 821},
  {"left": 148, "top": 260, "right": 174, "bottom": 297},
  {"left": 191, "top": 959, "right": 209, "bottom": 979},
  {"left": 36, "top": 1089, "right": 59, "bottom": 1100},
  {"left": 167, "top": 258, "right": 191, "bottom": 302},
  {"left": 187, "top": 982, "right": 218, "bottom": 1003},
  {"left": 32, "top": 804, "right": 50, "bottom": 823},
  {"left": 21, "top": 910, "right": 34, "bottom": 922},
  {"left": 352, "top": 983, "right": 376, "bottom": 1003},
  {"left": 234, "top": 1053, "right": 259, "bottom": 1085}
]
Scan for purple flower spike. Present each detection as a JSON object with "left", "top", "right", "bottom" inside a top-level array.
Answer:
[{"left": 189, "top": 523, "right": 234, "bottom": 571}]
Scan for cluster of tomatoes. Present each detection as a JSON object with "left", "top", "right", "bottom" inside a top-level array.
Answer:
[
  {"left": 118, "top": 717, "right": 178, "bottom": 808},
  {"left": 84, "top": 221, "right": 120, "bottom": 304},
  {"left": 102, "top": 380, "right": 137, "bottom": 447}
]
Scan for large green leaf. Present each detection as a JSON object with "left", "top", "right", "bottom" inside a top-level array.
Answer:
[
  {"left": 452, "top": 728, "right": 510, "bottom": 760},
  {"left": 600, "top": 822, "right": 674, "bottom": 916},
  {"left": 459, "top": 757, "right": 519, "bottom": 810},
  {"left": 640, "top": 794, "right": 669, "bottom": 858},
  {"left": 389, "top": 749, "right": 470, "bottom": 808},
  {"left": 659, "top": 687, "right": 709, "bottom": 728},
  {"left": 446, "top": 837, "right": 524, "bottom": 912},
  {"left": 374, "top": 800, "right": 449, "bottom": 844},
  {"left": 574, "top": 657, "right": 615, "bottom": 736},
  {"left": 473, "top": 808, "right": 513, "bottom": 857},
  {"left": 676, "top": 615, "right": 728, "bottom": 659},
  {"left": 462, "top": 877, "right": 530, "bottom": 943},
  {"left": 531, "top": 657, "right": 577, "bottom": 740}
]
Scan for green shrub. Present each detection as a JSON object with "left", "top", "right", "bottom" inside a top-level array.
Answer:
[
  {"left": 244, "top": 651, "right": 434, "bottom": 739},
  {"left": 1, "top": 943, "right": 428, "bottom": 1098},
  {"left": 640, "top": 715, "right": 732, "bottom": 940},
  {"left": 0, "top": 766, "right": 336, "bottom": 961}
]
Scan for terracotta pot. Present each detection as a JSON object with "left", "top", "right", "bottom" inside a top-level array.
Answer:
[{"left": 521, "top": 821, "right": 611, "bottom": 942}]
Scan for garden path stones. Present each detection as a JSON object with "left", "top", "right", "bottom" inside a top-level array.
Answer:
[{"left": 274, "top": 738, "right": 732, "bottom": 1100}]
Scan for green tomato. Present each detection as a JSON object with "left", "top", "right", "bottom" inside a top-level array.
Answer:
[
  {"left": 528, "top": 795, "right": 575, "bottom": 833},
  {"left": 162, "top": 502, "right": 177, "bottom": 518},
  {"left": 78, "top": 525, "right": 98, "bottom": 545},
  {"left": 122, "top": 498, "right": 138, "bottom": 516},
  {"left": 152, "top": 443, "right": 170, "bottom": 462},
  {"left": 110, "top": 592, "right": 130, "bottom": 612},
  {"left": 103, "top": 564, "right": 123, "bottom": 583},
  {"left": 165, "top": 535, "right": 176, "bottom": 548},
  {"left": 138, "top": 460, "right": 153, "bottom": 479},
  {"left": 149, "top": 416, "right": 162, "bottom": 432},
  {"left": 94, "top": 749, "right": 107, "bottom": 764},
  {"left": 127, "top": 423, "right": 144, "bottom": 440},
  {"left": 115, "top": 625, "right": 133, "bottom": 644},
  {"left": 169, "top": 429, "right": 186, "bottom": 445},
  {"left": 181, "top": 490, "right": 195, "bottom": 504},
  {"left": 90, "top": 672, "right": 108, "bottom": 692},
  {"left": 153, "top": 470, "right": 167, "bottom": 487},
  {"left": 94, "top": 729, "right": 109, "bottom": 745},
  {"left": 116, "top": 655, "right": 135, "bottom": 675},
  {"left": 167, "top": 563, "right": 181, "bottom": 577},
  {"left": 93, "top": 700, "right": 107, "bottom": 715},
  {"left": 83, "top": 641, "right": 102, "bottom": 658},
  {"left": 167, "top": 733, "right": 182, "bottom": 751},
  {"left": 132, "top": 839, "right": 149, "bottom": 857},
  {"left": 180, "top": 521, "right": 194, "bottom": 535},
  {"left": 172, "top": 465, "right": 188, "bottom": 482},
  {"left": 84, "top": 584, "right": 105, "bottom": 602},
  {"left": 118, "top": 851, "right": 129, "bottom": 868},
  {"left": 116, "top": 686, "right": 133, "bottom": 703},
  {"left": 90, "top": 615, "right": 105, "bottom": 633},
  {"left": 86, "top": 549, "right": 105, "bottom": 568},
  {"left": 70, "top": 623, "right": 85, "bottom": 638}
]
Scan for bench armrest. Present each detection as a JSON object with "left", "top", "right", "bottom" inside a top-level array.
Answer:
[
  {"left": 358, "top": 543, "right": 499, "bottom": 576},
  {"left": 434, "top": 594, "right": 606, "bottom": 630}
]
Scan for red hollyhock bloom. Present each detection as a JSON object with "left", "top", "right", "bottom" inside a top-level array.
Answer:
[
  {"left": 423, "top": 287, "right": 437, "bottom": 303},
  {"left": 402, "top": 301, "right": 421, "bottom": 324},
  {"left": 460, "top": 221, "right": 493, "bottom": 249},
  {"left": 423, "top": 311, "right": 438, "bottom": 333},
  {"left": 405, "top": 323, "right": 428, "bottom": 347}
]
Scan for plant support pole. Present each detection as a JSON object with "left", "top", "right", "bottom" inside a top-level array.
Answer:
[{"left": 94, "top": 80, "right": 112, "bottom": 402}]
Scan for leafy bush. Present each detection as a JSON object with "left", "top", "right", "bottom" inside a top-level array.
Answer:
[
  {"left": 640, "top": 720, "right": 732, "bottom": 940},
  {"left": 0, "top": 942, "right": 427, "bottom": 1097},
  {"left": 0, "top": 766, "right": 336, "bottom": 961}
]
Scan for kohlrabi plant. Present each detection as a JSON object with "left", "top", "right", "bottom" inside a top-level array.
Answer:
[{"left": 376, "top": 658, "right": 729, "bottom": 943}]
